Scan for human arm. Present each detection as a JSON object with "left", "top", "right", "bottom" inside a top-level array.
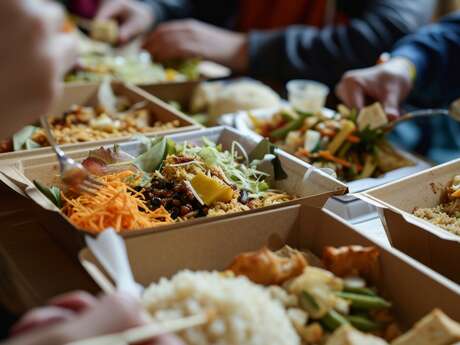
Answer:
[
  {"left": 248, "top": 0, "right": 435, "bottom": 85},
  {"left": 4, "top": 291, "right": 183, "bottom": 345},
  {"left": 336, "top": 12, "right": 460, "bottom": 116},
  {"left": 0, "top": 0, "right": 77, "bottom": 139}
]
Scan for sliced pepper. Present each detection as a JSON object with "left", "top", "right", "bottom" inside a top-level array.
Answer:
[{"left": 191, "top": 172, "right": 233, "bottom": 205}]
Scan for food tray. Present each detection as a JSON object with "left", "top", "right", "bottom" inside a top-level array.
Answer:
[
  {"left": 0, "top": 126, "right": 347, "bottom": 255},
  {"left": 0, "top": 82, "right": 200, "bottom": 163},
  {"left": 80, "top": 204, "right": 460, "bottom": 326},
  {"left": 361, "top": 158, "right": 460, "bottom": 283},
  {"left": 220, "top": 108, "right": 432, "bottom": 222}
]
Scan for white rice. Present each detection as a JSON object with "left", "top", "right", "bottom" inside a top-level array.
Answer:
[{"left": 142, "top": 270, "right": 300, "bottom": 345}]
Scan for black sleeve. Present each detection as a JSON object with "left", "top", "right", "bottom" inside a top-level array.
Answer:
[
  {"left": 248, "top": 0, "right": 436, "bottom": 86},
  {"left": 141, "top": 0, "right": 194, "bottom": 24}
]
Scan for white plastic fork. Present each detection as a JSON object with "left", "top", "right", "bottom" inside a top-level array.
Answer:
[{"left": 40, "top": 116, "right": 104, "bottom": 195}]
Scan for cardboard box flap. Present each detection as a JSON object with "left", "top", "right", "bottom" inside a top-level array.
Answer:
[
  {"left": 364, "top": 158, "right": 460, "bottom": 242},
  {"left": 79, "top": 205, "right": 460, "bottom": 326}
]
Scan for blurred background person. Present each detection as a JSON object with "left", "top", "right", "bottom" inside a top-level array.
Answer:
[
  {"left": 336, "top": 12, "right": 460, "bottom": 163},
  {"left": 140, "top": 0, "right": 436, "bottom": 87},
  {"left": 4, "top": 291, "right": 183, "bottom": 345},
  {"left": 0, "top": 0, "right": 77, "bottom": 139},
  {"left": 64, "top": 0, "right": 436, "bottom": 87}
]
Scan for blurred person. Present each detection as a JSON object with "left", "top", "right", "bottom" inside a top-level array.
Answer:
[
  {"left": 3, "top": 291, "right": 183, "bottom": 345},
  {"left": 336, "top": 12, "right": 460, "bottom": 162},
  {"left": 63, "top": 0, "right": 154, "bottom": 44},
  {"left": 0, "top": 0, "right": 78, "bottom": 139},
  {"left": 132, "top": 0, "right": 437, "bottom": 86}
]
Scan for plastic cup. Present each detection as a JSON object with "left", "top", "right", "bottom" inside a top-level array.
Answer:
[{"left": 287, "top": 80, "right": 330, "bottom": 113}]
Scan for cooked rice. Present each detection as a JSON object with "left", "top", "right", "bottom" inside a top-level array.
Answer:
[
  {"left": 142, "top": 270, "right": 300, "bottom": 345},
  {"left": 414, "top": 202, "right": 460, "bottom": 236}
]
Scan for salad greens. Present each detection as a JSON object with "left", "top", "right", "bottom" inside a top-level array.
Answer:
[
  {"left": 13, "top": 126, "right": 40, "bottom": 151},
  {"left": 33, "top": 180, "right": 62, "bottom": 208}
]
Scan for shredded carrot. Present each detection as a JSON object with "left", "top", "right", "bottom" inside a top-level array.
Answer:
[
  {"left": 318, "top": 150, "right": 353, "bottom": 168},
  {"left": 347, "top": 134, "right": 361, "bottom": 143},
  {"left": 62, "top": 171, "right": 173, "bottom": 233}
]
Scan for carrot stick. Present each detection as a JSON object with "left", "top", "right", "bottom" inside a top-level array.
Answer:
[
  {"left": 318, "top": 151, "right": 353, "bottom": 168},
  {"left": 347, "top": 135, "right": 361, "bottom": 144}
]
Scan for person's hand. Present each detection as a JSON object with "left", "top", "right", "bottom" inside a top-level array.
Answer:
[
  {"left": 0, "top": 0, "right": 78, "bottom": 138},
  {"left": 336, "top": 58, "right": 416, "bottom": 119},
  {"left": 7, "top": 291, "right": 184, "bottom": 345},
  {"left": 143, "top": 19, "right": 248, "bottom": 73},
  {"left": 95, "top": 0, "right": 155, "bottom": 44}
]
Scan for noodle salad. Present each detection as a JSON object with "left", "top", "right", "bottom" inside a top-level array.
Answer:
[{"left": 34, "top": 137, "right": 294, "bottom": 233}]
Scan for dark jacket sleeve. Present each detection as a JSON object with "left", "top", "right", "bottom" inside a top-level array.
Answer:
[
  {"left": 141, "top": 0, "right": 193, "bottom": 24},
  {"left": 248, "top": 0, "right": 435, "bottom": 86},
  {"left": 391, "top": 12, "right": 460, "bottom": 106}
]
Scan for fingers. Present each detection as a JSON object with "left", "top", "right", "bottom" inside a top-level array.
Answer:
[
  {"left": 143, "top": 22, "right": 196, "bottom": 61},
  {"left": 58, "top": 292, "right": 148, "bottom": 342},
  {"left": 95, "top": 0, "right": 123, "bottom": 21},
  {"left": 10, "top": 306, "right": 75, "bottom": 336},
  {"left": 336, "top": 76, "right": 365, "bottom": 110},
  {"left": 119, "top": 17, "right": 144, "bottom": 44},
  {"left": 48, "top": 291, "right": 98, "bottom": 313}
]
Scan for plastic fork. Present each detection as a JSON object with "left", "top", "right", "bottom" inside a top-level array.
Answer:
[{"left": 40, "top": 116, "right": 104, "bottom": 195}]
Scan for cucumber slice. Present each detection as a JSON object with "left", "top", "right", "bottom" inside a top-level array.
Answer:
[{"left": 304, "top": 130, "right": 321, "bottom": 152}]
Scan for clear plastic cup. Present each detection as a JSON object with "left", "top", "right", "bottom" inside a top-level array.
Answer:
[{"left": 287, "top": 80, "right": 330, "bottom": 113}]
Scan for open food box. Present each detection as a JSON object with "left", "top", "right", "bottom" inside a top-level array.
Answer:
[
  {"left": 361, "top": 158, "right": 460, "bottom": 284},
  {"left": 0, "top": 82, "right": 200, "bottom": 162},
  {"left": 220, "top": 108, "right": 431, "bottom": 223},
  {"left": 0, "top": 127, "right": 347, "bottom": 255},
  {"left": 79, "top": 205, "right": 460, "bottom": 343}
]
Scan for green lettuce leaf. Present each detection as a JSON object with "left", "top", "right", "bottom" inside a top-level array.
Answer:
[
  {"left": 249, "top": 139, "right": 288, "bottom": 181},
  {"left": 134, "top": 136, "right": 167, "bottom": 173},
  {"left": 33, "top": 180, "right": 61, "bottom": 208},
  {"left": 13, "top": 126, "right": 40, "bottom": 151}
]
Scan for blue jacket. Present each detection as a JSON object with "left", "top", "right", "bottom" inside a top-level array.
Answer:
[
  {"left": 389, "top": 13, "right": 460, "bottom": 163},
  {"left": 144, "top": 0, "right": 434, "bottom": 86}
]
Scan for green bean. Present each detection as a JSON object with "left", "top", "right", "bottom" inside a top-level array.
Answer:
[
  {"left": 343, "top": 286, "right": 377, "bottom": 296},
  {"left": 320, "top": 310, "right": 349, "bottom": 332},
  {"left": 270, "top": 113, "right": 309, "bottom": 139},
  {"left": 300, "top": 290, "right": 320, "bottom": 311},
  {"left": 345, "top": 315, "right": 382, "bottom": 332},
  {"left": 336, "top": 292, "right": 391, "bottom": 310}
]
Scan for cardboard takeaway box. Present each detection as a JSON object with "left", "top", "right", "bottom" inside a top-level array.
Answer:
[
  {"left": 361, "top": 158, "right": 460, "bottom": 284},
  {"left": 220, "top": 108, "right": 432, "bottom": 223},
  {"left": 0, "top": 82, "right": 200, "bottom": 162},
  {"left": 79, "top": 204, "right": 460, "bottom": 327},
  {"left": 0, "top": 126, "right": 347, "bottom": 256}
]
